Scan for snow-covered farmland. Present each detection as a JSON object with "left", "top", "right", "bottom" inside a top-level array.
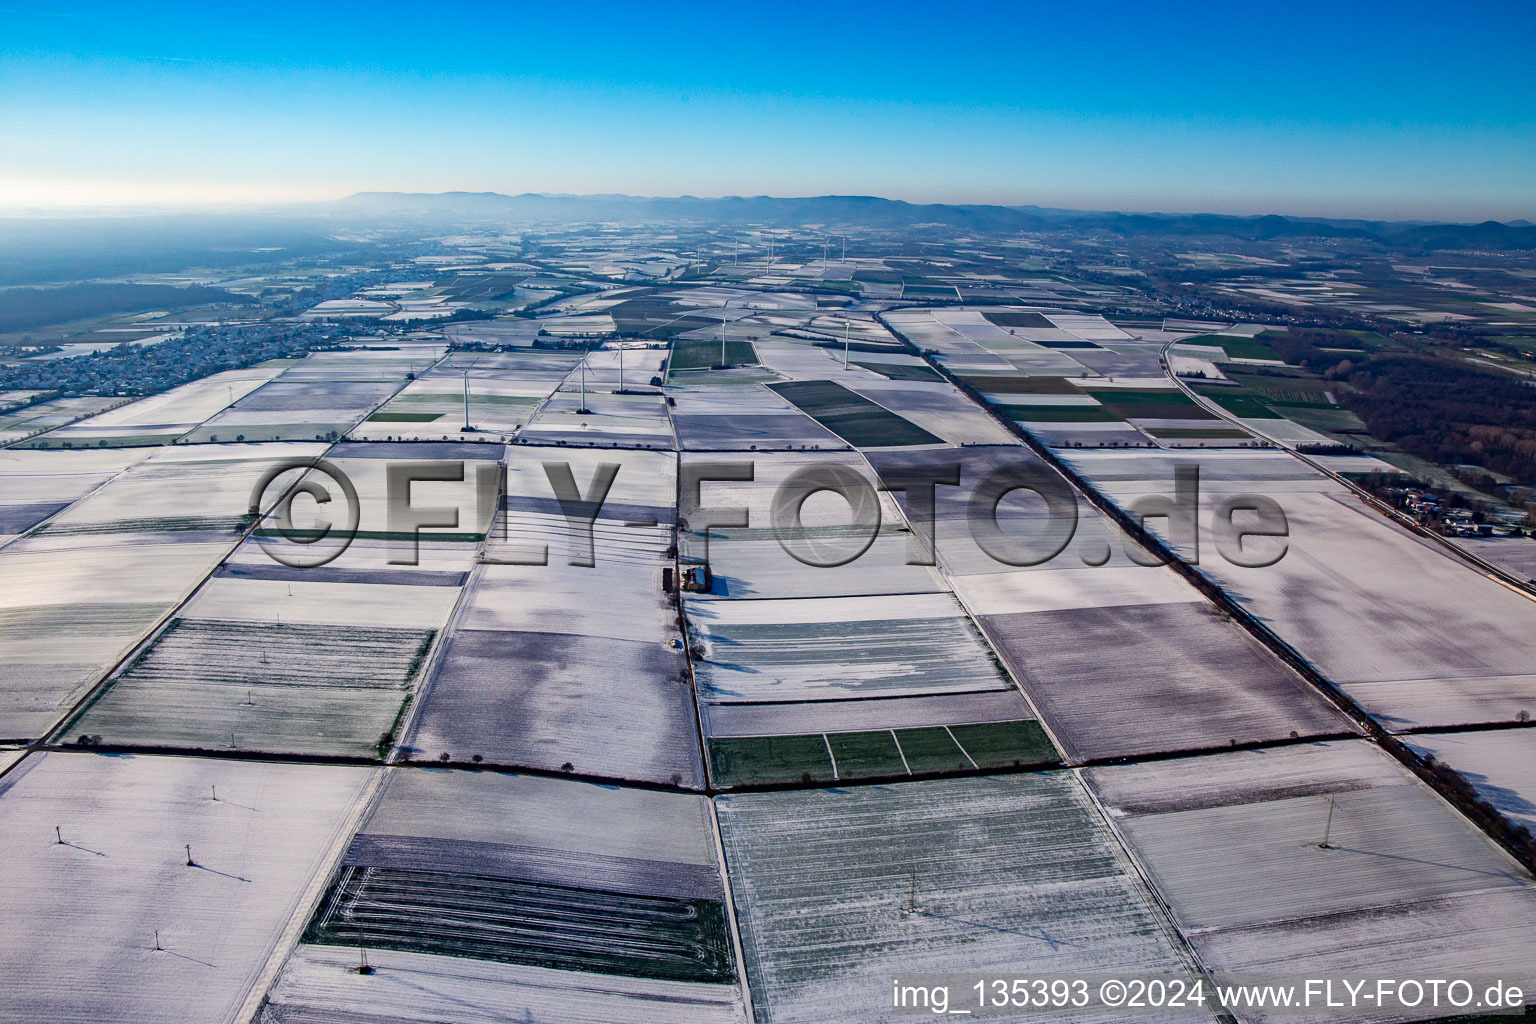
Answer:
[
  {"left": 0, "top": 751, "right": 371, "bottom": 1024},
  {"left": 1085, "top": 740, "right": 1536, "bottom": 1022},
  {"left": 1409, "top": 729, "right": 1536, "bottom": 834},
  {"left": 1061, "top": 448, "right": 1536, "bottom": 730},
  {"left": 717, "top": 774, "right": 1209, "bottom": 1024},
  {"left": 955, "top": 567, "right": 1353, "bottom": 761},
  {"left": 0, "top": 447, "right": 155, "bottom": 544},
  {"left": 0, "top": 445, "right": 325, "bottom": 740},
  {"left": 259, "top": 768, "right": 747, "bottom": 1024},
  {"left": 406, "top": 625, "right": 700, "bottom": 784},
  {"left": 30, "top": 364, "right": 288, "bottom": 448},
  {"left": 687, "top": 592, "right": 1011, "bottom": 703},
  {"left": 678, "top": 452, "right": 945, "bottom": 599},
  {"left": 668, "top": 379, "right": 848, "bottom": 452},
  {"left": 72, "top": 618, "right": 436, "bottom": 756}
]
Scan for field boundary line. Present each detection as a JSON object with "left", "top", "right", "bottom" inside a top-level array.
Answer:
[{"left": 232, "top": 765, "right": 390, "bottom": 1024}]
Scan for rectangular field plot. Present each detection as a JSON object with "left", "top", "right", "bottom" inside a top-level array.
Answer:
[
  {"left": 347, "top": 365, "right": 548, "bottom": 442},
  {"left": 243, "top": 446, "right": 498, "bottom": 575},
  {"left": 406, "top": 629, "right": 703, "bottom": 786},
  {"left": 260, "top": 768, "right": 746, "bottom": 1024},
  {"left": 865, "top": 445, "right": 1160, "bottom": 577},
  {"left": 680, "top": 451, "right": 944, "bottom": 599},
  {"left": 0, "top": 396, "right": 122, "bottom": 445},
  {"left": 843, "top": 377, "right": 1017, "bottom": 447},
  {"left": 669, "top": 382, "right": 847, "bottom": 451},
  {"left": 502, "top": 444, "right": 675, "bottom": 520},
  {"left": 0, "top": 447, "right": 156, "bottom": 543},
  {"left": 1061, "top": 449, "right": 1536, "bottom": 730},
  {"left": 706, "top": 717, "right": 1055, "bottom": 787},
  {"left": 478, "top": 446, "right": 677, "bottom": 639},
  {"left": 183, "top": 377, "right": 404, "bottom": 444},
  {"left": 767, "top": 380, "right": 942, "bottom": 448},
  {"left": 27, "top": 364, "right": 287, "bottom": 448},
  {"left": 30, "top": 443, "right": 319, "bottom": 538},
  {"left": 0, "top": 446, "right": 327, "bottom": 740},
  {"left": 1084, "top": 741, "right": 1536, "bottom": 1020},
  {"left": 686, "top": 525, "right": 944, "bottom": 599},
  {"left": 70, "top": 619, "right": 436, "bottom": 757},
  {"left": 716, "top": 774, "right": 1209, "bottom": 1024},
  {"left": 687, "top": 592, "right": 1011, "bottom": 703},
  {"left": 517, "top": 391, "right": 675, "bottom": 449},
  {"left": 962, "top": 582, "right": 1350, "bottom": 762},
  {"left": 0, "top": 751, "right": 371, "bottom": 1024}
]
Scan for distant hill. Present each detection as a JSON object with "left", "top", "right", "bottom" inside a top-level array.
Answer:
[{"left": 329, "top": 191, "right": 1536, "bottom": 250}]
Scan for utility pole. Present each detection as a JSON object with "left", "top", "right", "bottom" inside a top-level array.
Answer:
[
  {"left": 903, "top": 869, "right": 922, "bottom": 917},
  {"left": 1319, "top": 796, "right": 1338, "bottom": 849}
]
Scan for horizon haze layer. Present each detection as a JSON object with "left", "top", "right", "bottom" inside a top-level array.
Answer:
[{"left": 2, "top": 0, "right": 1533, "bottom": 221}]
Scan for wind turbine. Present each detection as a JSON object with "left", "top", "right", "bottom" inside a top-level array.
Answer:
[
  {"left": 719, "top": 298, "right": 731, "bottom": 369},
  {"left": 843, "top": 318, "right": 851, "bottom": 369},
  {"left": 461, "top": 358, "right": 479, "bottom": 432}
]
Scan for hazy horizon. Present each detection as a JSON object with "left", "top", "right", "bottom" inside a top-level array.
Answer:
[
  {"left": 2, "top": 0, "right": 1533, "bottom": 221},
  {"left": 0, "top": 187, "right": 1530, "bottom": 227}
]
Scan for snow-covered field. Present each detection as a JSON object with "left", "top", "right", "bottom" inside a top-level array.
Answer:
[
  {"left": 718, "top": 774, "right": 1210, "bottom": 1024},
  {"left": 258, "top": 769, "right": 747, "bottom": 1024},
  {"left": 32, "top": 365, "right": 288, "bottom": 447},
  {"left": 687, "top": 592, "right": 1012, "bottom": 702},
  {"left": 1085, "top": 740, "right": 1536, "bottom": 1022},
  {"left": 0, "top": 751, "right": 371, "bottom": 1024},
  {"left": 1409, "top": 729, "right": 1536, "bottom": 833},
  {"left": 0, "top": 445, "right": 326, "bottom": 740},
  {"left": 1061, "top": 449, "right": 1536, "bottom": 730}
]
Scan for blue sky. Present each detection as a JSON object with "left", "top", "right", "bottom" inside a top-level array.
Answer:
[{"left": 2, "top": 0, "right": 1533, "bottom": 219}]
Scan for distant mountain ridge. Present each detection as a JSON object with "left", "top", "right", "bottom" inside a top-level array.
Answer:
[{"left": 331, "top": 191, "right": 1536, "bottom": 250}]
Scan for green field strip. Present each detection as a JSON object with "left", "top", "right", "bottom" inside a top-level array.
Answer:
[
  {"left": 948, "top": 719, "right": 1059, "bottom": 768},
  {"left": 850, "top": 360, "right": 945, "bottom": 382},
  {"left": 826, "top": 730, "right": 907, "bottom": 778},
  {"left": 958, "top": 374, "right": 1081, "bottom": 395},
  {"left": 1193, "top": 388, "right": 1285, "bottom": 418},
  {"left": 891, "top": 727, "right": 973, "bottom": 773},
  {"left": 709, "top": 720, "right": 1058, "bottom": 785},
  {"left": 996, "top": 403, "right": 1119, "bottom": 422},
  {"left": 768, "top": 379, "right": 941, "bottom": 447},
  {"left": 670, "top": 337, "right": 759, "bottom": 369},
  {"left": 367, "top": 411, "right": 445, "bottom": 422},
  {"left": 709, "top": 734, "right": 836, "bottom": 786}
]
